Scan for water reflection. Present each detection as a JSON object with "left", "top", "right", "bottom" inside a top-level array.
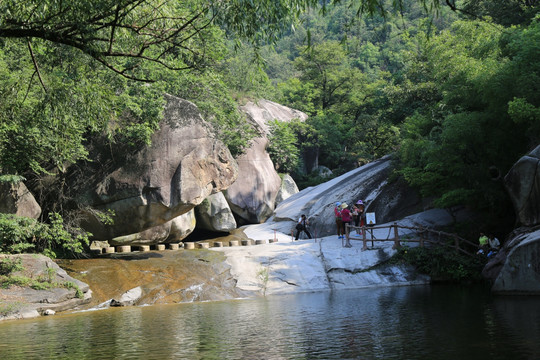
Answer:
[{"left": 1, "top": 285, "right": 539, "bottom": 359}]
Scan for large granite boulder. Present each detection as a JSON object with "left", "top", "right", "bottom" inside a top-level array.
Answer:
[
  {"left": 482, "top": 145, "right": 540, "bottom": 294},
  {"left": 224, "top": 100, "right": 307, "bottom": 224},
  {"left": 487, "top": 227, "right": 540, "bottom": 294},
  {"left": 275, "top": 174, "right": 299, "bottom": 206},
  {"left": 195, "top": 192, "right": 237, "bottom": 232},
  {"left": 504, "top": 145, "right": 540, "bottom": 227},
  {"left": 0, "top": 181, "right": 41, "bottom": 219},
  {"left": 240, "top": 99, "right": 308, "bottom": 135},
  {"left": 272, "top": 156, "right": 423, "bottom": 237},
  {"left": 225, "top": 137, "right": 281, "bottom": 224},
  {"left": 74, "top": 94, "right": 238, "bottom": 241},
  {"left": 109, "top": 210, "right": 196, "bottom": 246}
]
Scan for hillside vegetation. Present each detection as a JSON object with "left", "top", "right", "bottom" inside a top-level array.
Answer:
[{"left": 0, "top": 0, "right": 539, "bottom": 255}]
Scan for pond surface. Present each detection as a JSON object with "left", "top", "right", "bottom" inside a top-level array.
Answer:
[{"left": 1, "top": 284, "right": 539, "bottom": 359}]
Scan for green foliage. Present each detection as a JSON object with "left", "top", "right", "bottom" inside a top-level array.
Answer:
[
  {"left": 0, "top": 213, "right": 89, "bottom": 257},
  {"left": 462, "top": 0, "right": 540, "bottom": 26},
  {"left": 391, "top": 245, "right": 487, "bottom": 282},
  {"left": 0, "top": 301, "right": 22, "bottom": 317},
  {"left": 257, "top": 265, "right": 270, "bottom": 296},
  {"left": 63, "top": 281, "right": 84, "bottom": 299},
  {"left": 294, "top": 172, "right": 337, "bottom": 190},
  {"left": 93, "top": 209, "right": 116, "bottom": 227},
  {"left": 163, "top": 69, "right": 257, "bottom": 157},
  {"left": 267, "top": 120, "right": 300, "bottom": 173},
  {"left": 0, "top": 257, "right": 23, "bottom": 276},
  {"left": 0, "top": 175, "right": 25, "bottom": 185},
  {"left": 0, "top": 268, "right": 84, "bottom": 298},
  {"left": 0, "top": 38, "right": 167, "bottom": 175},
  {"left": 0, "top": 215, "right": 43, "bottom": 254},
  {"left": 396, "top": 17, "right": 539, "bottom": 223}
]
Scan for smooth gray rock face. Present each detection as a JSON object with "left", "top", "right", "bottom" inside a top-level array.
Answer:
[
  {"left": 0, "top": 182, "right": 41, "bottom": 219},
  {"left": 225, "top": 100, "right": 307, "bottom": 224},
  {"left": 273, "top": 156, "right": 422, "bottom": 237},
  {"left": 109, "top": 210, "right": 195, "bottom": 246},
  {"left": 491, "top": 228, "right": 540, "bottom": 294},
  {"left": 110, "top": 286, "right": 142, "bottom": 307},
  {"left": 225, "top": 138, "right": 281, "bottom": 224},
  {"left": 195, "top": 192, "right": 236, "bottom": 232},
  {"left": 504, "top": 145, "right": 540, "bottom": 227},
  {"left": 275, "top": 174, "right": 299, "bottom": 206},
  {"left": 240, "top": 99, "right": 308, "bottom": 136},
  {"left": 76, "top": 94, "right": 238, "bottom": 240}
]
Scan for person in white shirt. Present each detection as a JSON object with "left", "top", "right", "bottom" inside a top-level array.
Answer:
[{"left": 488, "top": 235, "right": 500, "bottom": 250}]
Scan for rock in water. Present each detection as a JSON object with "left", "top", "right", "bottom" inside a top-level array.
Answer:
[{"left": 110, "top": 286, "right": 142, "bottom": 307}]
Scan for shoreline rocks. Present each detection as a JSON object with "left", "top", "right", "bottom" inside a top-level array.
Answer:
[{"left": 0, "top": 254, "right": 91, "bottom": 321}]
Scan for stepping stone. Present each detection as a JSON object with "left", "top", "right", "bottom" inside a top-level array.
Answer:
[{"left": 117, "top": 245, "right": 131, "bottom": 253}]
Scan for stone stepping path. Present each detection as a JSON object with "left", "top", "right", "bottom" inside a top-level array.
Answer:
[{"left": 94, "top": 238, "right": 279, "bottom": 255}]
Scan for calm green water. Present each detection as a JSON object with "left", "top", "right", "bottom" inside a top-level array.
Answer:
[{"left": 1, "top": 285, "right": 539, "bottom": 360}]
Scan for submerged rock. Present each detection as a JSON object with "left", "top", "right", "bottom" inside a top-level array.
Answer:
[
  {"left": 57, "top": 250, "right": 252, "bottom": 309},
  {"left": 110, "top": 286, "right": 142, "bottom": 307}
]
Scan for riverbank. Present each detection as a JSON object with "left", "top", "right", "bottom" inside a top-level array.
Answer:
[
  {"left": 213, "top": 226, "right": 430, "bottom": 296},
  {"left": 1, "top": 223, "right": 431, "bottom": 321},
  {"left": 0, "top": 254, "right": 91, "bottom": 321}
]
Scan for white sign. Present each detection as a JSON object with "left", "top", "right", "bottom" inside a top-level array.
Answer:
[{"left": 366, "top": 212, "right": 376, "bottom": 225}]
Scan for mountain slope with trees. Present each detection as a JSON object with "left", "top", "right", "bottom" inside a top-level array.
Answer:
[{"left": 0, "top": 0, "right": 539, "bottom": 255}]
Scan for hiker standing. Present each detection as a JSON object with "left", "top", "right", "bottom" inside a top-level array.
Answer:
[
  {"left": 340, "top": 203, "right": 353, "bottom": 247},
  {"left": 334, "top": 202, "right": 344, "bottom": 239},
  {"left": 295, "top": 214, "right": 312, "bottom": 240}
]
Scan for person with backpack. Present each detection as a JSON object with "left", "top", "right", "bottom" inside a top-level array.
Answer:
[
  {"left": 334, "top": 202, "right": 344, "bottom": 239},
  {"left": 340, "top": 203, "right": 353, "bottom": 247},
  {"left": 295, "top": 214, "right": 312, "bottom": 240}
]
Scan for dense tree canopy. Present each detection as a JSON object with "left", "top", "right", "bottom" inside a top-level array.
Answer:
[
  {"left": 253, "top": 1, "right": 539, "bottom": 234},
  {"left": 1, "top": 0, "right": 539, "bottom": 251}
]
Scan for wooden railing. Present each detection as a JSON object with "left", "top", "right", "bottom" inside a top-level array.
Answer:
[{"left": 345, "top": 223, "right": 479, "bottom": 256}]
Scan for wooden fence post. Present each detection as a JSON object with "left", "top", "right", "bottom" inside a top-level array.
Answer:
[
  {"left": 362, "top": 226, "right": 367, "bottom": 251},
  {"left": 393, "top": 223, "right": 401, "bottom": 250},
  {"left": 345, "top": 224, "right": 352, "bottom": 247}
]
